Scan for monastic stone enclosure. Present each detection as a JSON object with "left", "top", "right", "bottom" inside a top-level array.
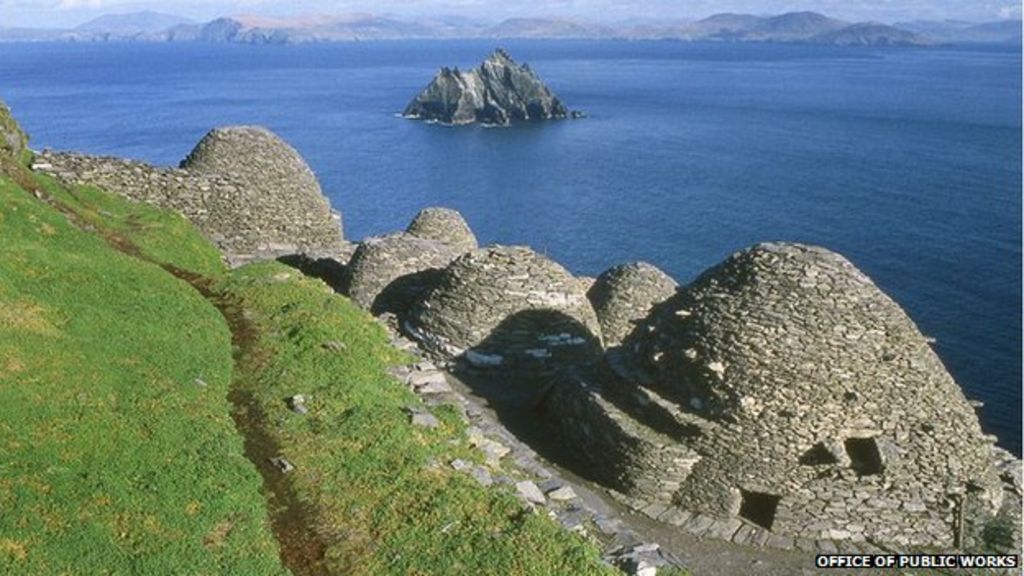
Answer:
[
  {"left": 588, "top": 262, "right": 678, "bottom": 346},
  {"left": 406, "top": 245, "right": 603, "bottom": 369},
  {"left": 34, "top": 126, "right": 345, "bottom": 264},
  {"left": 583, "top": 242, "right": 1004, "bottom": 548},
  {"left": 406, "top": 207, "right": 478, "bottom": 253},
  {"left": 346, "top": 232, "right": 460, "bottom": 315}
]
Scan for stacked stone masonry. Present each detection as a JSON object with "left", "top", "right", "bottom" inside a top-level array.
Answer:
[
  {"left": 33, "top": 126, "right": 345, "bottom": 264},
  {"left": 588, "top": 262, "right": 678, "bottom": 346},
  {"left": 346, "top": 232, "right": 460, "bottom": 314},
  {"left": 406, "top": 245, "right": 604, "bottom": 370},
  {"left": 601, "top": 242, "right": 1007, "bottom": 549},
  {"left": 406, "top": 207, "right": 479, "bottom": 253},
  {"left": 0, "top": 100, "right": 28, "bottom": 162}
]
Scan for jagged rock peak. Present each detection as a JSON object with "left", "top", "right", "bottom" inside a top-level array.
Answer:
[
  {"left": 406, "top": 207, "right": 478, "bottom": 253},
  {"left": 403, "top": 49, "right": 578, "bottom": 126}
]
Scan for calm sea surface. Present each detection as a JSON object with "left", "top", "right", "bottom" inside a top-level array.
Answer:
[{"left": 0, "top": 40, "right": 1019, "bottom": 453}]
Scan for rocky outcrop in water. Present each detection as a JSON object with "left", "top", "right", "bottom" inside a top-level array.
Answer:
[
  {"left": 34, "top": 126, "right": 345, "bottom": 265},
  {"left": 403, "top": 49, "right": 574, "bottom": 126},
  {"left": 0, "top": 100, "right": 28, "bottom": 162}
]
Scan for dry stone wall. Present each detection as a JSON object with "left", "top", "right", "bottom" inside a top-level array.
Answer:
[
  {"left": 603, "top": 242, "right": 1005, "bottom": 549},
  {"left": 0, "top": 100, "right": 28, "bottom": 162},
  {"left": 406, "top": 245, "right": 603, "bottom": 370},
  {"left": 33, "top": 126, "right": 345, "bottom": 265},
  {"left": 588, "top": 262, "right": 678, "bottom": 346},
  {"left": 406, "top": 207, "right": 478, "bottom": 253}
]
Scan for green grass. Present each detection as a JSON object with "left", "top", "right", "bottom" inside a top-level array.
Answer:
[
  {"left": 0, "top": 166, "right": 617, "bottom": 575},
  {"left": 219, "top": 263, "right": 615, "bottom": 575},
  {"left": 0, "top": 176, "right": 287, "bottom": 574},
  {"left": 34, "top": 174, "right": 226, "bottom": 278}
]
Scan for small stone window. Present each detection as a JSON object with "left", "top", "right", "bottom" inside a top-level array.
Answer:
[
  {"left": 799, "top": 442, "right": 838, "bottom": 466},
  {"left": 738, "top": 490, "right": 781, "bottom": 530},
  {"left": 844, "top": 437, "right": 883, "bottom": 476}
]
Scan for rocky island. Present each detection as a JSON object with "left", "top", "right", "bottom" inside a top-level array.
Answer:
[{"left": 403, "top": 49, "right": 581, "bottom": 126}]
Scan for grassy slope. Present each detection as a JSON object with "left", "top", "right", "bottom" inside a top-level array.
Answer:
[
  {"left": 222, "top": 263, "right": 612, "bottom": 575},
  {"left": 0, "top": 176, "right": 287, "bottom": 574},
  {"left": 2, "top": 167, "right": 615, "bottom": 574}
]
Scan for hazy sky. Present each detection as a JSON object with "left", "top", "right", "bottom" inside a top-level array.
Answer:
[{"left": 1, "top": 0, "right": 1021, "bottom": 28}]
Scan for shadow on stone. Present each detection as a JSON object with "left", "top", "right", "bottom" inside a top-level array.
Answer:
[
  {"left": 371, "top": 268, "right": 446, "bottom": 319},
  {"left": 449, "top": 309, "right": 615, "bottom": 488},
  {"left": 462, "top": 308, "right": 602, "bottom": 371},
  {"left": 277, "top": 254, "right": 350, "bottom": 294}
]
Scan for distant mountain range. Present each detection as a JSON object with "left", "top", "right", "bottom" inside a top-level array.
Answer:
[
  {"left": 76, "top": 10, "right": 195, "bottom": 34},
  {"left": 1, "top": 10, "right": 1020, "bottom": 46}
]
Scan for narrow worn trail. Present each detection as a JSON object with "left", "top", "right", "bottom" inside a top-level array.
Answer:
[
  {"left": 23, "top": 169, "right": 330, "bottom": 576},
  {"left": 169, "top": 267, "right": 331, "bottom": 576}
]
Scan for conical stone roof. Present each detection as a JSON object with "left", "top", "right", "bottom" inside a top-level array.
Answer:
[
  {"left": 180, "top": 126, "right": 344, "bottom": 256},
  {"left": 588, "top": 261, "right": 677, "bottom": 346},
  {"left": 406, "top": 207, "right": 478, "bottom": 253},
  {"left": 347, "top": 232, "right": 460, "bottom": 315},
  {"left": 621, "top": 242, "right": 1002, "bottom": 547},
  {"left": 407, "top": 245, "right": 603, "bottom": 368}
]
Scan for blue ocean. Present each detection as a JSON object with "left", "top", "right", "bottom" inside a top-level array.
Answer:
[{"left": 0, "top": 40, "right": 1019, "bottom": 454}]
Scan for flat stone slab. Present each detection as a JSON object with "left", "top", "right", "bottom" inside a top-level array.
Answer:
[
  {"left": 547, "top": 486, "right": 578, "bottom": 501},
  {"left": 516, "top": 480, "right": 546, "bottom": 505}
]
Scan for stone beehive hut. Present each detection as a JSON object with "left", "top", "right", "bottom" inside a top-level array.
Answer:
[
  {"left": 0, "top": 100, "right": 28, "bottom": 162},
  {"left": 179, "top": 125, "right": 345, "bottom": 258},
  {"left": 346, "top": 232, "right": 460, "bottom": 315},
  {"left": 618, "top": 242, "right": 1002, "bottom": 548},
  {"left": 35, "top": 126, "right": 345, "bottom": 264},
  {"left": 407, "top": 245, "right": 603, "bottom": 369},
  {"left": 588, "top": 262, "right": 678, "bottom": 346},
  {"left": 406, "top": 207, "right": 478, "bottom": 253}
]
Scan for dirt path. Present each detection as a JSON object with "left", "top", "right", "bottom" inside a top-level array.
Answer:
[
  {"left": 24, "top": 168, "right": 330, "bottom": 576},
  {"left": 168, "top": 267, "right": 331, "bottom": 576}
]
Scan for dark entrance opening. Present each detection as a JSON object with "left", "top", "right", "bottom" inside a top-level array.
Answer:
[
  {"left": 844, "top": 437, "right": 883, "bottom": 476},
  {"left": 738, "top": 490, "right": 781, "bottom": 530},
  {"left": 799, "top": 442, "right": 839, "bottom": 466}
]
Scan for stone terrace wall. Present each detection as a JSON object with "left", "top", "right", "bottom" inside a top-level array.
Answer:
[{"left": 34, "top": 127, "right": 345, "bottom": 265}]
